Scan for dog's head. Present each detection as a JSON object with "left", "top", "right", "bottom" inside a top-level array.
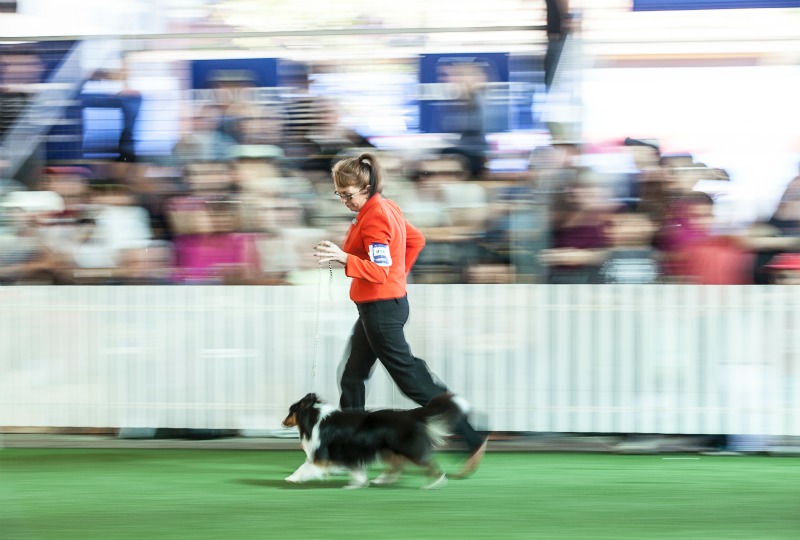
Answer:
[{"left": 282, "top": 393, "right": 322, "bottom": 429}]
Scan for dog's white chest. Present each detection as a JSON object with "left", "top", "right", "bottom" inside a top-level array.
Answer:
[{"left": 300, "top": 437, "right": 314, "bottom": 461}]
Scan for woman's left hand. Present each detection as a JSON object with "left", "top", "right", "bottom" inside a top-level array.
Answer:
[{"left": 314, "top": 241, "right": 348, "bottom": 266}]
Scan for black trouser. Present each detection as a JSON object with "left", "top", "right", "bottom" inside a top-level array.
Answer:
[{"left": 339, "top": 296, "right": 484, "bottom": 452}]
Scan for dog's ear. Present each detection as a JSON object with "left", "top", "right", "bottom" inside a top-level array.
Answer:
[{"left": 299, "top": 393, "right": 318, "bottom": 409}]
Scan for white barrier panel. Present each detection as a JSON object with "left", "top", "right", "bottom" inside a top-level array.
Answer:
[{"left": 1, "top": 285, "right": 799, "bottom": 436}]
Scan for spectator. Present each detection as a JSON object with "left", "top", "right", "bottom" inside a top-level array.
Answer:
[
  {"left": 653, "top": 191, "right": 714, "bottom": 280},
  {"left": 596, "top": 208, "right": 660, "bottom": 284},
  {"left": 239, "top": 194, "right": 328, "bottom": 285},
  {"left": 114, "top": 240, "right": 175, "bottom": 285},
  {"left": 32, "top": 167, "right": 94, "bottom": 280},
  {"left": 402, "top": 155, "right": 480, "bottom": 283},
  {"left": 741, "top": 175, "right": 800, "bottom": 284},
  {"left": 37, "top": 166, "right": 92, "bottom": 213},
  {"left": 620, "top": 137, "right": 663, "bottom": 212},
  {"left": 0, "top": 193, "right": 63, "bottom": 284},
  {"left": 656, "top": 191, "right": 752, "bottom": 284},
  {"left": 169, "top": 196, "right": 260, "bottom": 285},
  {"left": 231, "top": 144, "right": 287, "bottom": 196},
  {"left": 763, "top": 252, "right": 800, "bottom": 285},
  {"left": 485, "top": 142, "right": 582, "bottom": 281},
  {"left": 70, "top": 185, "right": 153, "bottom": 273},
  {"left": 236, "top": 104, "right": 284, "bottom": 147},
  {"left": 163, "top": 161, "right": 234, "bottom": 243},
  {"left": 280, "top": 63, "right": 337, "bottom": 171},
  {"left": 480, "top": 181, "right": 542, "bottom": 279},
  {"left": 539, "top": 168, "right": 618, "bottom": 284},
  {"left": 164, "top": 160, "right": 260, "bottom": 284},
  {"left": 437, "top": 61, "right": 490, "bottom": 179},
  {"left": 80, "top": 69, "right": 142, "bottom": 163},
  {"left": 178, "top": 161, "right": 236, "bottom": 199},
  {"left": 171, "top": 104, "right": 237, "bottom": 167},
  {"left": 636, "top": 153, "right": 722, "bottom": 228}
]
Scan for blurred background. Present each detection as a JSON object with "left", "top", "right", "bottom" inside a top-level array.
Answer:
[
  {"left": 1, "top": 1, "right": 800, "bottom": 455},
  {"left": 1, "top": 0, "right": 798, "bottom": 286}
]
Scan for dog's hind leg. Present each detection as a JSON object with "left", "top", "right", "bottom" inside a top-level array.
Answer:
[
  {"left": 371, "top": 453, "right": 405, "bottom": 486},
  {"left": 420, "top": 462, "right": 447, "bottom": 490},
  {"left": 408, "top": 448, "right": 447, "bottom": 490},
  {"left": 343, "top": 467, "right": 370, "bottom": 489}
]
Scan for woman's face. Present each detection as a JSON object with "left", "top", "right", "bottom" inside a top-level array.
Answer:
[{"left": 333, "top": 180, "right": 369, "bottom": 212}]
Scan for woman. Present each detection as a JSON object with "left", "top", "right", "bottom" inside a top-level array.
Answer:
[
  {"left": 540, "top": 171, "right": 616, "bottom": 284},
  {"left": 313, "top": 152, "right": 487, "bottom": 478}
]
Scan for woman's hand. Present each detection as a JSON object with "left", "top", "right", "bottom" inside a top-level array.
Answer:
[{"left": 314, "top": 241, "right": 348, "bottom": 266}]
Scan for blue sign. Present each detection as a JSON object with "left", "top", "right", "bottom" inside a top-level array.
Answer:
[
  {"left": 190, "top": 58, "right": 278, "bottom": 89},
  {"left": 634, "top": 0, "right": 800, "bottom": 10},
  {"left": 418, "top": 53, "right": 510, "bottom": 134}
]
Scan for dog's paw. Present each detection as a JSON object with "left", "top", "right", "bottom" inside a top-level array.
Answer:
[
  {"left": 371, "top": 471, "right": 401, "bottom": 486},
  {"left": 343, "top": 469, "right": 369, "bottom": 489},
  {"left": 421, "top": 473, "right": 447, "bottom": 490},
  {"left": 286, "top": 461, "right": 327, "bottom": 483}
]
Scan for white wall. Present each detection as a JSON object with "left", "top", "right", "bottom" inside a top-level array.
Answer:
[{"left": 2, "top": 285, "right": 798, "bottom": 436}]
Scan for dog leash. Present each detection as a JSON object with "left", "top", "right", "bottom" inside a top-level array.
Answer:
[{"left": 311, "top": 261, "right": 333, "bottom": 391}]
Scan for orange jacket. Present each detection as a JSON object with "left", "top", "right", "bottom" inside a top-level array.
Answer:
[{"left": 342, "top": 195, "right": 425, "bottom": 303}]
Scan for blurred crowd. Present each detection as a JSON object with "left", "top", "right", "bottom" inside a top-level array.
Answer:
[{"left": 2, "top": 92, "right": 800, "bottom": 286}]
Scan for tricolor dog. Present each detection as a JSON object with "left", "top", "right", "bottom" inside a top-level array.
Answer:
[{"left": 282, "top": 392, "right": 468, "bottom": 489}]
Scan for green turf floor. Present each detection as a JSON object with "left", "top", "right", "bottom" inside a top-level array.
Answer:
[{"left": 1, "top": 448, "right": 798, "bottom": 540}]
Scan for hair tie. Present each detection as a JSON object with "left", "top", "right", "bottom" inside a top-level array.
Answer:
[{"left": 364, "top": 160, "right": 376, "bottom": 195}]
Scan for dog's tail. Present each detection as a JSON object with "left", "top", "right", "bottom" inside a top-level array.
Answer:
[{"left": 421, "top": 392, "right": 470, "bottom": 448}]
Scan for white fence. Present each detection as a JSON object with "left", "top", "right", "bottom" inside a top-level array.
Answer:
[{"left": 1, "top": 285, "right": 799, "bottom": 436}]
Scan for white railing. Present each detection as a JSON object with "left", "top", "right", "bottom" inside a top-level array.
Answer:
[{"left": 1, "top": 284, "right": 798, "bottom": 436}]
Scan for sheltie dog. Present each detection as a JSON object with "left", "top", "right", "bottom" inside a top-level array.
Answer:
[{"left": 282, "top": 392, "right": 468, "bottom": 489}]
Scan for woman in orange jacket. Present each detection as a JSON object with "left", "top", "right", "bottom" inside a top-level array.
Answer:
[{"left": 314, "top": 152, "right": 487, "bottom": 478}]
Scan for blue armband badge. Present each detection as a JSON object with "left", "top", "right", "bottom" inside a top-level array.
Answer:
[{"left": 369, "top": 243, "right": 392, "bottom": 267}]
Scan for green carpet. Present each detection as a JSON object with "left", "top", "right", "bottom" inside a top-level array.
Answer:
[{"left": 1, "top": 449, "right": 798, "bottom": 539}]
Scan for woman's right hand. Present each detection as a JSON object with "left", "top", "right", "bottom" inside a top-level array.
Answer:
[{"left": 314, "top": 241, "right": 348, "bottom": 266}]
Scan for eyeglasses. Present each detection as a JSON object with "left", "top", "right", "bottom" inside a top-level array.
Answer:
[{"left": 334, "top": 189, "right": 365, "bottom": 202}]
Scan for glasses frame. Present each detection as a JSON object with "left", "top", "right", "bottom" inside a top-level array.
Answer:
[{"left": 334, "top": 188, "right": 366, "bottom": 202}]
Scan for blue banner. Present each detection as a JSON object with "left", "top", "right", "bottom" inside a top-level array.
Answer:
[
  {"left": 418, "top": 53, "right": 510, "bottom": 134},
  {"left": 634, "top": 0, "right": 800, "bottom": 10},
  {"left": 190, "top": 58, "right": 278, "bottom": 89}
]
